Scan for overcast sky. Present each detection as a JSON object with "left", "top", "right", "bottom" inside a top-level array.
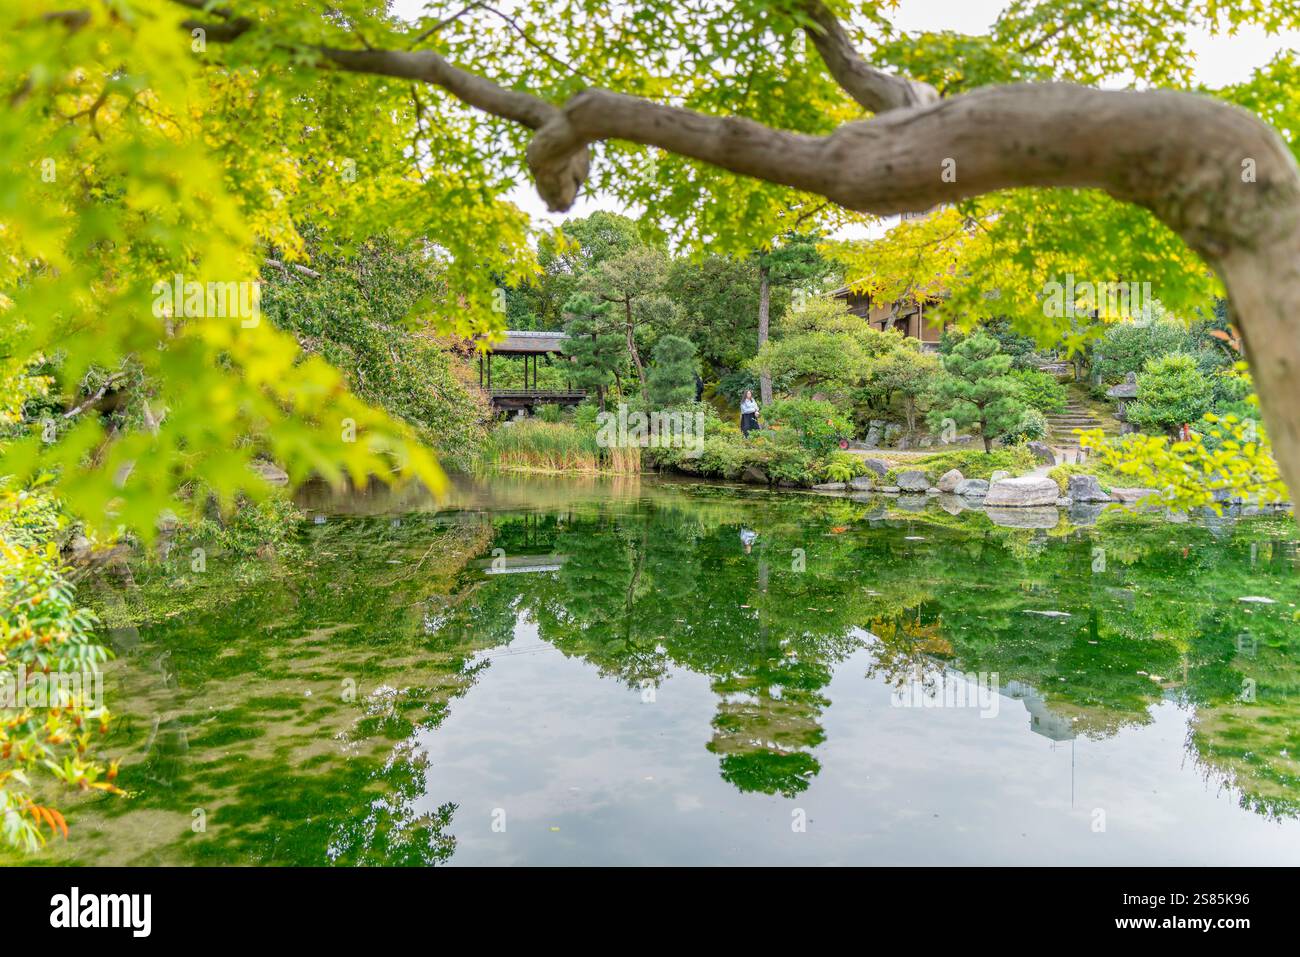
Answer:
[{"left": 391, "top": 0, "right": 1300, "bottom": 230}]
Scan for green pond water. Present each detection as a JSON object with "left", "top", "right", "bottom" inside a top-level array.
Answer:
[{"left": 9, "top": 474, "right": 1300, "bottom": 865}]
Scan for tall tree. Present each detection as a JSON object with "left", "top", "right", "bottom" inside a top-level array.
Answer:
[
  {"left": 585, "top": 245, "right": 680, "bottom": 396},
  {"left": 753, "top": 235, "right": 831, "bottom": 404},
  {"left": 647, "top": 334, "right": 698, "bottom": 408},
  {"left": 518, "top": 212, "right": 641, "bottom": 328},
  {"left": 561, "top": 293, "right": 623, "bottom": 411}
]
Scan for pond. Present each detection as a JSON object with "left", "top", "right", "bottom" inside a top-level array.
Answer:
[{"left": 10, "top": 474, "right": 1300, "bottom": 865}]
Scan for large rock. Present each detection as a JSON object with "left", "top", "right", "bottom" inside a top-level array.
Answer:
[
  {"left": 741, "top": 466, "right": 769, "bottom": 485},
  {"left": 250, "top": 459, "right": 289, "bottom": 486},
  {"left": 1109, "top": 486, "right": 1158, "bottom": 504},
  {"left": 936, "top": 468, "right": 964, "bottom": 493},
  {"left": 984, "top": 476, "right": 1060, "bottom": 508},
  {"left": 989, "top": 470, "right": 1010, "bottom": 483},
  {"left": 1027, "top": 441, "right": 1057, "bottom": 466},
  {"left": 1067, "top": 474, "right": 1111, "bottom": 503},
  {"left": 895, "top": 470, "right": 931, "bottom": 492},
  {"left": 861, "top": 458, "right": 889, "bottom": 478},
  {"left": 812, "top": 482, "right": 845, "bottom": 491},
  {"left": 985, "top": 506, "right": 1060, "bottom": 529},
  {"left": 954, "top": 478, "right": 989, "bottom": 498},
  {"left": 849, "top": 475, "right": 874, "bottom": 491}
]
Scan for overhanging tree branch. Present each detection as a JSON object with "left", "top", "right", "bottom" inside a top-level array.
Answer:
[{"left": 798, "top": 0, "right": 938, "bottom": 113}]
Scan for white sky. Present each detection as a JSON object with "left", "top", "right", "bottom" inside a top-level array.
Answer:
[{"left": 392, "top": 0, "right": 1300, "bottom": 231}]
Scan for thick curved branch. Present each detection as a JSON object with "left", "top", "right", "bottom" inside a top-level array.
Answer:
[
  {"left": 58, "top": 3, "right": 1300, "bottom": 494},
  {"left": 799, "top": 0, "right": 938, "bottom": 113}
]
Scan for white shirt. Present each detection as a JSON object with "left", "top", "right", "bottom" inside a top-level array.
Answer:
[{"left": 740, "top": 398, "right": 759, "bottom": 414}]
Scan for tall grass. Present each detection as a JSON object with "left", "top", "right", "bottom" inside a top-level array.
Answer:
[{"left": 480, "top": 420, "right": 641, "bottom": 473}]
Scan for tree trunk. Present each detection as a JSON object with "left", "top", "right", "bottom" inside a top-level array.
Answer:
[
  {"left": 624, "top": 298, "right": 647, "bottom": 396},
  {"left": 757, "top": 262, "right": 773, "bottom": 405}
]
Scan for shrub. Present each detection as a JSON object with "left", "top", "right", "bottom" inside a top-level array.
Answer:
[
  {"left": 1, "top": 490, "right": 119, "bottom": 852},
  {"left": 1009, "top": 368, "right": 1067, "bottom": 413},
  {"left": 763, "top": 397, "right": 853, "bottom": 456},
  {"left": 1003, "top": 406, "right": 1049, "bottom": 444},
  {"left": 1126, "top": 353, "right": 1214, "bottom": 436},
  {"left": 1091, "top": 320, "right": 1193, "bottom": 385},
  {"left": 822, "top": 451, "right": 867, "bottom": 483}
]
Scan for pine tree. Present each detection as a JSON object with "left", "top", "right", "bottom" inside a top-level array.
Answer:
[
  {"left": 562, "top": 293, "right": 623, "bottom": 411},
  {"left": 927, "top": 332, "right": 1027, "bottom": 452},
  {"left": 647, "top": 334, "right": 698, "bottom": 408}
]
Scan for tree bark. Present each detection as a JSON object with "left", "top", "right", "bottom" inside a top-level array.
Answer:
[
  {"left": 623, "top": 298, "right": 647, "bottom": 396},
  {"left": 757, "top": 262, "right": 772, "bottom": 405}
]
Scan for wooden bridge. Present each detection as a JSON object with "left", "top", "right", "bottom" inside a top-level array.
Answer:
[{"left": 478, "top": 330, "right": 586, "bottom": 410}]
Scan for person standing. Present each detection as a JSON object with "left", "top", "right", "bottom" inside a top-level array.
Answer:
[{"left": 740, "top": 389, "right": 760, "bottom": 438}]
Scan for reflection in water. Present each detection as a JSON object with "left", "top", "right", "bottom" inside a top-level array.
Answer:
[{"left": 11, "top": 473, "right": 1300, "bottom": 865}]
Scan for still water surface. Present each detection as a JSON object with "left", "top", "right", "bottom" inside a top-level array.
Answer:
[{"left": 14, "top": 474, "right": 1300, "bottom": 864}]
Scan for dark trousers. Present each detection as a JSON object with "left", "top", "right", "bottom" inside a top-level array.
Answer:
[{"left": 741, "top": 412, "right": 759, "bottom": 437}]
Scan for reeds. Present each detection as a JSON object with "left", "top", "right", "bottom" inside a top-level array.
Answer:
[{"left": 480, "top": 420, "right": 641, "bottom": 474}]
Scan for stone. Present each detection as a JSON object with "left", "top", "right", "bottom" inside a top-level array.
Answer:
[
  {"left": 990, "top": 470, "right": 1010, "bottom": 483},
  {"left": 895, "top": 470, "right": 931, "bottom": 492},
  {"left": 250, "top": 459, "right": 289, "bottom": 486},
  {"left": 1109, "top": 487, "right": 1158, "bottom": 504},
  {"left": 861, "top": 458, "right": 889, "bottom": 477},
  {"left": 1027, "top": 441, "right": 1056, "bottom": 466},
  {"left": 1107, "top": 372, "right": 1139, "bottom": 400},
  {"left": 812, "top": 482, "right": 845, "bottom": 491},
  {"left": 1067, "top": 474, "right": 1111, "bottom": 503},
  {"left": 1056, "top": 497, "right": 1072, "bottom": 507},
  {"left": 741, "top": 466, "right": 768, "bottom": 485},
  {"left": 985, "top": 506, "right": 1059, "bottom": 529},
  {"left": 67, "top": 534, "right": 93, "bottom": 562},
  {"left": 878, "top": 485, "right": 900, "bottom": 494},
  {"left": 954, "top": 478, "right": 989, "bottom": 498},
  {"left": 936, "top": 468, "right": 964, "bottom": 493},
  {"left": 849, "top": 475, "right": 874, "bottom": 491},
  {"left": 984, "top": 476, "right": 1061, "bottom": 508}
]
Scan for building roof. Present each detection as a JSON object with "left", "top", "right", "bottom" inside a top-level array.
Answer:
[{"left": 482, "top": 330, "right": 570, "bottom": 354}]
